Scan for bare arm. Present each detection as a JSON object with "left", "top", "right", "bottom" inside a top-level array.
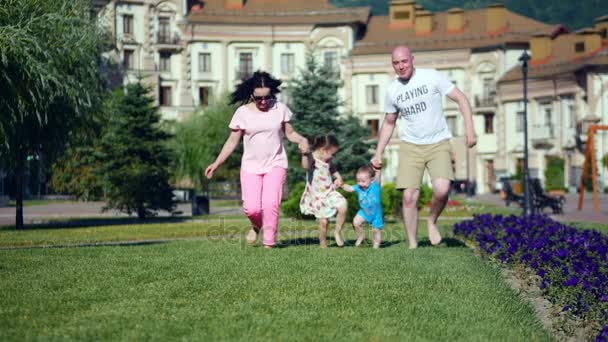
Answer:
[
  {"left": 301, "top": 152, "right": 312, "bottom": 169},
  {"left": 341, "top": 183, "right": 355, "bottom": 192},
  {"left": 374, "top": 167, "right": 382, "bottom": 184},
  {"left": 205, "top": 130, "right": 243, "bottom": 179},
  {"left": 332, "top": 171, "right": 344, "bottom": 188},
  {"left": 372, "top": 113, "right": 397, "bottom": 168},
  {"left": 447, "top": 87, "right": 477, "bottom": 148},
  {"left": 284, "top": 122, "right": 309, "bottom": 153}
]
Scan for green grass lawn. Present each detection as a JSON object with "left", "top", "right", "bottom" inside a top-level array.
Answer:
[
  {"left": 0, "top": 220, "right": 552, "bottom": 341},
  {"left": 565, "top": 221, "right": 608, "bottom": 234},
  {"left": 7, "top": 199, "right": 77, "bottom": 207}
]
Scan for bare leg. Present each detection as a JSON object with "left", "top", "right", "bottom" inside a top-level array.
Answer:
[
  {"left": 334, "top": 205, "right": 347, "bottom": 247},
  {"left": 373, "top": 228, "right": 382, "bottom": 249},
  {"left": 403, "top": 189, "right": 420, "bottom": 249},
  {"left": 319, "top": 218, "right": 328, "bottom": 248},
  {"left": 353, "top": 214, "right": 366, "bottom": 247},
  {"left": 427, "top": 178, "right": 451, "bottom": 246}
]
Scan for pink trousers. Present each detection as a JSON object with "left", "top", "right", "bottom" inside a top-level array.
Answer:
[{"left": 240, "top": 167, "right": 286, "bottom": 246}]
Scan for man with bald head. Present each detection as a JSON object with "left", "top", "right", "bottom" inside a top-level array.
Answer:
[{"left": 371, "top": 45, "right": 477, "bottom": 249}]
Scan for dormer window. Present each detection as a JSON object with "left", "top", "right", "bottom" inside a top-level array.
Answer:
[{"left": 394, "top": 11, "right": 410, "bottom": 19}]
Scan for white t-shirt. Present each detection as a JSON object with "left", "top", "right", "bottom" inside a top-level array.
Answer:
[{"left": 384, "top": 68, "right": 455, "bottom": 145}]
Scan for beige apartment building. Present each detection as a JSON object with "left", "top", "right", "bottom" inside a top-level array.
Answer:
[{"left": 95, "top": 0, "right": 608, "bottom": 194}]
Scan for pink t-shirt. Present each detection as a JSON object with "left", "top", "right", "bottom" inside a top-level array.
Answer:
[{"left": 229, "top": 101, "right": 293, "bottom": 174}]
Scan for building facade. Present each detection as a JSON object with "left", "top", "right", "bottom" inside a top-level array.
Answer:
[{"left": 96, "top": 0, "right": 608, "bottom": 194}]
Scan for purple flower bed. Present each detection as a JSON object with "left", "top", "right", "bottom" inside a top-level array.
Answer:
[{"left": 454, "top": 214, "right": 608, "bottom": 340}]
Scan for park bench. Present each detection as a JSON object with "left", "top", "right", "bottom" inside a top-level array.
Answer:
[
  {"left": 530, "top": 178, "right": 565, "bottom": 214},
  {"left": 500, "top": 178, "right": 524, "bottom": 208}
]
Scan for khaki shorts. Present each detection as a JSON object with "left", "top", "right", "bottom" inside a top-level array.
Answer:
[{"left": 396, "top": 139, "right": 454, "bottom": 189}]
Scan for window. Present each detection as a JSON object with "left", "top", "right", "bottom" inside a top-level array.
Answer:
[
  {"left": 123, "top": 15, "right": 133, "bottom": 35},
  {"left": 199, "top": 53, "right": 211, "bottom": 73},
  {"left": 367, "top": 119, "right": 379, "bottom": 138},
  {"left": 575, "top": 41, "right": 585, "bottom": 53},
  {"left": 544, "top": 106, "right": 554, "bottom": 137},
  {"left": 601, "top": 28, "right": 607, "bottom": 39},
  {"left": 482, "top": 78, "right": 493, "bottom": 98},
  {"left": 280, "top": 53, "right": 295, "bottom": 74},
  {"left": 516, "top": 111, "right": 524, "bottom": 132},
  {"left": 323, "top": 51, "right": 338, "bottom": 71},
  {"left": 199, "top": 87, "right": 212, "bottom": 107},
  {"left": 123, "top": 49, "right": 134, "bottom": 69},
  {"left": 446, "top": 116, "right": 457, "bottom": 136},
  {"left": 568, "top": 102, "right": 576, "bottom": 128},
  {"left": 238, "top": 52, "right": 253, "bottom": 80},
  {"left": 160, "top": 86, "right": 172, "bottom": 106},
  {"left": 159, "top": 52, "right": 171, "bottom": 72},
  {"left": 366, "top": 85, "right": 378, "bottom": 105},
  {"left": 483, "top": 113, "right": 494, "bottom": 134},
  {"left": 394, "top": 11, "right": 410, "bottom": 19},
  {"left": 158, "top": 17, "right": 170, "bottom": 43}
]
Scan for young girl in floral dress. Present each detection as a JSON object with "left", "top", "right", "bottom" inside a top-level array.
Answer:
[{"left": 299, "top": 134, "right": 348, "bottom": 248}]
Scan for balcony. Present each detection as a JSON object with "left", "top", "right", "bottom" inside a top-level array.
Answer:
[
  {"left": 531, "top": 125, "right": 555, "bottom": 149},
  {"left": 154, "top": 33, "right": 180, "bottom": 49},
  {"left": 235, "top": 70, "right": 253, "bottom": 81},
  {"left": 474, "top": 92, "right": 497, "bottom": 112},
  {"left": 119, "top": 33, "right": 137, "bottom": 44}
]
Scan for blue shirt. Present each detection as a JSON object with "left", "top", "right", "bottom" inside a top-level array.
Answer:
[{"left": 354, "top": 180, "right": 384, "bottom": 229}]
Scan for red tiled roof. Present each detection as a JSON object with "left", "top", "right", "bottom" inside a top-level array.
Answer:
[
  {"left": 499, "top": 47, "right": 608, "bottom": 82},
  {"left": 352, "top": 8, "right": 556, "bottom": 55},
  {"left": 188, "top": 0, "right": 370, "bottom": 25}
]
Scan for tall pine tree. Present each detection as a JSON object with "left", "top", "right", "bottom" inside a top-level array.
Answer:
[
  {"left": 286, "top": 51, "right": 373, "bottom": 186},
  {"left": 99, "top": 81, "right": 176, "bottom": 218}
]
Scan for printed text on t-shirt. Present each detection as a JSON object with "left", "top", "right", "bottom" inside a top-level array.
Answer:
[{"left": 396, "top": 85, "right": 429, "bottom": 118}]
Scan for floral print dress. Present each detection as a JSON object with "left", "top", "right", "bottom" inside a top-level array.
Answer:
[{"left": 299, "top": 157, "right": 347, "bottom": 219}]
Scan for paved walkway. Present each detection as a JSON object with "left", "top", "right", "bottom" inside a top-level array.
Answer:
[
  {"left": 474, "top": 192, "right": 608, "bottom": 224},
  {"left": 0, "top": 201, "right": 242, "bottom": 226},
  {"left": 1, "top": 192, "right": 606, "bottom": 227}
]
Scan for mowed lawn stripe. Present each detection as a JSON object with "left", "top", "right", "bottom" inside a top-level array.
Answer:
[{"left": 0, "top": 233, "right": 552, "bottom": 341}]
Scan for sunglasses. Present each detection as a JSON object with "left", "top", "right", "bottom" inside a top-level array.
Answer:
[{"left": 251, "top": 95, "right": 273, "bottom": 102}]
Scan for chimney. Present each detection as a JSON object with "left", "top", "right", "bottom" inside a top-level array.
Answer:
[
  {"left": 575, "top": 28, "right": 602, "bottom": 55},
  {"left": 486, "top": 3, "right": 507, "bottom": 34},
  {"left": 593, "top": 15, "right": 608, "bottom": 44},
  {"left": 225, "top": 0, "right": 245, "bottom": 9},
  {"left": 530, "top": 33, "right": 552, "bottom": 63},
  {"left": 415, "top": 11, "right": 433, "bottom": 36},
  {"left": 447, "top": 8, "right": 465, "bottom": 34},
  {"left": 389, "top": 0, "right": 416, "bottom": 29}
]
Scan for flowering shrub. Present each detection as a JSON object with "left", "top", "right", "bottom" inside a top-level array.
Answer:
[{"left": 454, "top": 214, "right": 608, "bottom": 340}]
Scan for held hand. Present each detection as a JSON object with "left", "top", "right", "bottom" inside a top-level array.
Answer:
[
  {"left": 205, "top": 163, "right": 219, "bottom": 179},
  {"left": 371, "top": 156, "right": 383, "bottom": 169},
  {"left": 298, "top": 139, "right": 309, "bottom": 154},
  {"left": 334, "top": 177, "right": 343, "bottom": 188},
  {"left": 465, "top": 127, "right": 478, "bottom": 148}
]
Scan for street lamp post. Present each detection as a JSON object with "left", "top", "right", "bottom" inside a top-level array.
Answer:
[
  {"left": 466, "top": 146, "right": 471, "bottom": 199},
  {"left": 519, "top": 51, "right": 533, "bottom": 216}
]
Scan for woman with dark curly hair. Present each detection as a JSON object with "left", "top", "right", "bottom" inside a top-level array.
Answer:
[{"left": 205, "top": 71, "right": 309, "bottom": 249}]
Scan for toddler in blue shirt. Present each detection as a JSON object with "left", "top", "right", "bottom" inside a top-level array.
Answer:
[{"left": 341, "top": 164, "right": 383, "bottom": 249}]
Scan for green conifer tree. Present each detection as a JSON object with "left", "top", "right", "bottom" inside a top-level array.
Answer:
[{"left": 99, "top": 81, "right": 176, "bottom": 218}]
